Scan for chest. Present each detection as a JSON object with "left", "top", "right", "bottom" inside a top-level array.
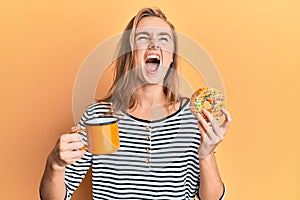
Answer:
[{"left": 92, "top": 117, "right": 200, "bottom": 171}]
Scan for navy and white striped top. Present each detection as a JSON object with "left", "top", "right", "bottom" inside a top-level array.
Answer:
[{"left": 64, "top": 100, "right": 224, "bottom": 200}]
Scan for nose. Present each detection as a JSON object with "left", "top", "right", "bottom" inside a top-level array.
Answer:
[{"left": 149, "top": 39, "right": 160, "bottom": 49}]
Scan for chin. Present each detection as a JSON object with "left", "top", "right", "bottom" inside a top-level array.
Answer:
[
  {"left": 141, "top": 75, "right": 164, "bottom": 85},
  {"left": 140, "top": 67, "right": 166, "bottom": 85}
]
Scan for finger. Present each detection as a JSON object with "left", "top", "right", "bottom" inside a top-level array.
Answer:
[
  {"left": 70, "top": 126, "right": 86, "bottom": 133},
  {"left": 197, "top": 119, "right": 216, "bottom": 141},
  {"left": 196, "top": 113, "right": 211, "bottom": 133},
  {"left": 66, "top": 126, "right": 79, "bottom": 134},
  {"left": 69, "top": 150, "right": 86, "bottom": 159},
  {"left": 221, "top": 108, "right": 232, "bottom": 131},
  {"left": 202, "top": 109, "right": 213, "bottom": 122},
  {"left": 70, "top": 126, "right": 77, "bottom": 133},
  {"left": 202, "top": 109, "right": 222, "bottom": 136},
  {"left": 60, "top": 150, "right": 86, "bottom": 165},
  {"left": 63, "top": 141, "right": 86, "bottom": 151},
  {"left": 59, "top": 133, "right": 83, "bottom": 144},
  {"left": 197, "top": 121, "right": 216, "bottom": 145}
]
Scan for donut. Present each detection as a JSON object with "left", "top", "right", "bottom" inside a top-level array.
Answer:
[{"left": 190, "top": 88, "right": 225, "bottom": 122}]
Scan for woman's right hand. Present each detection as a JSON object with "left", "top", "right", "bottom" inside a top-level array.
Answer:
[{"left": 48, "top": 127, "right": 86, "bottom": 171}]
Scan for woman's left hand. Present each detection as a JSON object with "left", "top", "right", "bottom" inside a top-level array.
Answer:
[{"left": 197, "top": 108, "right": 232, "bottom": 158}]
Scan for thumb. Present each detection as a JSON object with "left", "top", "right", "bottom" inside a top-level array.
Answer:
[{"left": 69, "top": 126, "right": 83, "bottom": 134}]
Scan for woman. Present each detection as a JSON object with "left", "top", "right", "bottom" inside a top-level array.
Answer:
[{"left": 40, "top": 7, "right": 232, "bottom": 200}]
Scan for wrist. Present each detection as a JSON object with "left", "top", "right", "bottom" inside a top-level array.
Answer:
[
  {"left": 199, "top": 151, "right": 215, "bottom": 162},
  {"left": 47, "top": 153, "right": 65, "bottom": 172}
]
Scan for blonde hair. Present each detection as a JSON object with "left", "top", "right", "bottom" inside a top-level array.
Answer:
[{"left": 98, "top": 7, "right": 180, "bottom": 112}]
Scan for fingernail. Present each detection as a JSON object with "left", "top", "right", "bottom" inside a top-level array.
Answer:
[{"left": 197, "top": 113, "right": 201, "bottom": 118}]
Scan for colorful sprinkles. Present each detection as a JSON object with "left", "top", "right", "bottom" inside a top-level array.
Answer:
[{"left": 190, "top": 88, "right": 225, "bottom": 121}]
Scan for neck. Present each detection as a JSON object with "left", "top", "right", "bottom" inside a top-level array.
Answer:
[
  {"left": 128, "top": 84, "right": 181, "bottom": 121},
  {"left": 134, "top": 84, "right": 168, "bottom": 108}
]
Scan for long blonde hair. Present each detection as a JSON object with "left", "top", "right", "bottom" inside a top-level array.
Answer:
[{"left": 98, "top": 7, "right": 180, "bottom": 112}]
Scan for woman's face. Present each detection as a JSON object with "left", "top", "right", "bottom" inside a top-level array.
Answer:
[{"left": 134, "top": 16, "right": 175, "bottom": 85}]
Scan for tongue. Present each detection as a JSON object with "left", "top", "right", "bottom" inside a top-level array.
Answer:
[{"left": 145, "top": 63, "right": 159, "bottom": 73}]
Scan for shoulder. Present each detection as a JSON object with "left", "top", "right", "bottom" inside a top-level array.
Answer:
[
  {"left": 84, "top": 101, "right": 112, "bottom": 118},
  {"left": 180, "top": 97, "right": 193, "bottom": 114},
  {"left": 78, "top": 101, "right": 112, "bottom": 125},
  {"left": 86, "top": 101, "right": 112, "bottom": 111}
]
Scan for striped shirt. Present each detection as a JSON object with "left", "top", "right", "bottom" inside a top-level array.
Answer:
[{"left": 64, "top": 100, "right": 225, "bottom": 200}]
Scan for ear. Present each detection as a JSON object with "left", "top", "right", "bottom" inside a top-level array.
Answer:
[
  {"left": 170, "top": 56, "right": 174, "bottom": 66},
  {"left": 170, "top": 61, "right": 174, "bottom": 67}
]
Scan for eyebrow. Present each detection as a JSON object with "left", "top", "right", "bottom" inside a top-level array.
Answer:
[{"left": 158, "top": 32, "right": 172, "bottom": 39}]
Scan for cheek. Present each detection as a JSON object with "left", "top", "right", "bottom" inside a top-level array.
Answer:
[
  {"left": 134, "top": 50, "right": 144, "bottom": 66},
  {"left": 162, "top": 52, "right": 173, "bottom": 66}
]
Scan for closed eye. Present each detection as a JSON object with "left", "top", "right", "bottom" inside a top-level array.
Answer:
[
  {"left": 135, "top": 32, "right": 150, "bottom": 42},
  {"left": 137, "top": 36, "right": 150, "bottom": 41},
  {"left": 158, "top": 32, "right": 172, "bottom": 43},
  {"left": 159, "top": 36, "right": 169, "bottom": 42}
]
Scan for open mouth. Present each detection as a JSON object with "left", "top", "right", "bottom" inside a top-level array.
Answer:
[{"left": 145, "top": 54, "right": 160, "bottom": 73}]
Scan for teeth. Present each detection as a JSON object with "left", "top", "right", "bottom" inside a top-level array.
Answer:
[{"left": 147, "top": 55, "right": 160, "bottom": 60}]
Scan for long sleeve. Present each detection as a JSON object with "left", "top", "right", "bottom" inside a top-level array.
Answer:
[
  {"left": 64, "top": 102, "right": 112, "bottom": 199},
  {"left": 64, "top": 108, "right": 93, "bottom": 199}
]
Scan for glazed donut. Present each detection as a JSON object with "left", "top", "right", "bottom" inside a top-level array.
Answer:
[{"left": 190, "top": 88, "right": 225, "bottom": 122}]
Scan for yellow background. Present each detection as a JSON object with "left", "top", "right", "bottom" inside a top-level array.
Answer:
[{"left": 1, "top": 0, "right": 299, "bottom": 199}]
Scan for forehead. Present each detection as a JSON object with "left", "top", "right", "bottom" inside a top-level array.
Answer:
[{"left": 136, "top": 16, "right": 172, "bottom": 33}]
